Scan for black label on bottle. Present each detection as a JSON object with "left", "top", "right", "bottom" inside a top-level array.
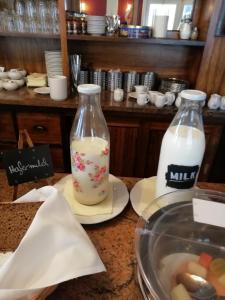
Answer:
[{"left": 165, "top": 164, "right": 199, "bottom": 189}]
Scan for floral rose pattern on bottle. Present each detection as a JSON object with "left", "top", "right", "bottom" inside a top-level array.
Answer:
[
  {"left": 73, "top": 178, "right": 82, "bottom": 192},
  {"left": 71, "top": 150, "right": 109, "bottom": 190},
  {"left": 102, "top": 147, "right": 109, "bottom": 156},
  {"left": 71, "top": 152, "right": 91, "bottom": 171},
  {"left": 70, "top": 137, "right": 109, "bottom": 204},
  {"left": 88, "top": 165, "right": 107, "bottom": 188}
]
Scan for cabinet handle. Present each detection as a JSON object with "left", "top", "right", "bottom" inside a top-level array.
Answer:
[{"left": 32, "top": 125, "right": 47, "bottom": 132}]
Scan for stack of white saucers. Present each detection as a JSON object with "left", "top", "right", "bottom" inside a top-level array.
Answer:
[
  {"left": 87, "top": 15, "right": 106, "bottom": 36},
  {"left": 45, "top": 50, "right": 63, "bottom": 77}
]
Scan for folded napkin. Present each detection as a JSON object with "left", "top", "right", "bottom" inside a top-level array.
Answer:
[
  {"left": 55, "top": 175, "right": 113, "bottom": 216},
  {"left": 0, "top": 186, "right": 106, "bottom": 300}
]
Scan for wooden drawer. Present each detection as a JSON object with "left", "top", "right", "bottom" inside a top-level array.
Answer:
[
  {"left": 17, "top": 112, "right": 62, "bottom": 145},
  {"left": 0, "top": 112, "right": 17, "bottom": 142}
]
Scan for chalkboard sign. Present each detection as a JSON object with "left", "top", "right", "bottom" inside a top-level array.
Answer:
[{"left": 3, "top": 145, "right": 54, "bottom": 186}]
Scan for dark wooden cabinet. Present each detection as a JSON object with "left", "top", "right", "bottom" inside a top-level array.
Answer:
[
  {"left": 108, "top": 119, "right": 140, "bottom": 177},
  {"left": 135, "top": 122, "right": 169, "bottom": 178}
]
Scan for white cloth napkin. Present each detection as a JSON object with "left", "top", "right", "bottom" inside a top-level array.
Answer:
[{"left": 0, "top": 186, "right": 106, "bottom": 300}]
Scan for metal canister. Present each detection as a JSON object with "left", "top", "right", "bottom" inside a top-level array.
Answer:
[
  {"left": 107, "top": 70, "right": 123, "bottom": 91},
  {"left": 123, "top": 71, "right": 140, "bottom": 92},
  {"left": 90, "top": 69, "right": 106, "bottom": 90},
  {"left": 140, "top": 72, "right": 156, "bottom": 91},
  {"left": 79, "top": 70, "right": 89, "bottom": 85}
]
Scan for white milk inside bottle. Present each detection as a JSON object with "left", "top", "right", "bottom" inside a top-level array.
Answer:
[
  {"left": 155, "top": 90, "right": 207, "bottom": 198},
  {"left": 156, "top": 125, "right": 205, "bottom": 198},
  {"left": 71, "top": 137, "right": 109, "bottom": 205}
]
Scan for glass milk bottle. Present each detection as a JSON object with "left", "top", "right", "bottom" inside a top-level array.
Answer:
[
  {"left": 70, "top": 84, "right": 110, "bottom": 205},
  {"left": 156, "top": 90, "right": 206, "bottom": 198}
]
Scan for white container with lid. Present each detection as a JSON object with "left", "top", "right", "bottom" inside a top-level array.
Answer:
[{"left": 155, "top": 89, "right": 207, "bottom": 198}]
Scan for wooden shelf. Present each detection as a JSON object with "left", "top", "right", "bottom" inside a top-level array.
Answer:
[
  {"left": 67, "top": 34, "right": 206, "bottom": 47},
  {"left": 0, "top": 32, "right": 60, "bottom": 39}
]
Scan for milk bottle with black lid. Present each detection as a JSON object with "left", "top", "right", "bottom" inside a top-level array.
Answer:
[{"left": 156, "top": 89, "right": 207, "bottom": 198}]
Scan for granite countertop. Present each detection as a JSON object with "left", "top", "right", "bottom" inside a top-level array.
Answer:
[{"left": 1, "top": 171, "right": 225, "bottom": 299}]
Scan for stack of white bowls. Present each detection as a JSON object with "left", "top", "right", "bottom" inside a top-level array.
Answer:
[
  {"left": 45, "top": 51, "right": 63, "bottom": 77},
  {"left": 87, "top": 16, "right": 106, "bottom": 36}
]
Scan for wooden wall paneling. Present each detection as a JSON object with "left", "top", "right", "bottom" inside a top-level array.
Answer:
[
  {"left": 0, "top": 37, "right": 60, "bottom": 73},
  {"left": 69, "top": 41, "right": 204, "bottom": 85},
  {"left": 195, "top": 0, "right": 216, "bottom": 41},
  {"left": 196, "top": 0, "right": 225, "bottom": 95},
  {"left": 58, "top": 0, "right": 70, "bottom": 78},
  {"left": 107, "top": 120, "right": 139, "bottom": 176}
]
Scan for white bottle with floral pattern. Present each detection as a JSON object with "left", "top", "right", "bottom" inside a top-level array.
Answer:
[{"left": 70, "top": 84, "right": 110, "bottom": 205}]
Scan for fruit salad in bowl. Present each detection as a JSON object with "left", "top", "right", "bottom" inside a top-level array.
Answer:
[{"left": 135, "top": 189, "right": 225, "bottom": 300}]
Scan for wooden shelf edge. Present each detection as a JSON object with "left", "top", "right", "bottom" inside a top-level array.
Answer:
[
  {"left": 0, "top": 32, "right": 60, "bottom": 39},
  {"left": 67, "top": 34, "right": 206, "bottom": 46}
]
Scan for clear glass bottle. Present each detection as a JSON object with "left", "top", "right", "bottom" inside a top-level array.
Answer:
[
  {"left": 156, "top": 89, "right": 206, "bottom": 198},
  {"left": 70, "top": 84, "right": 110, "bottom": 205}
]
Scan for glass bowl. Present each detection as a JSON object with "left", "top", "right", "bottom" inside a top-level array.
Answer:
[{"left": 135, "top": 189, "right": 225, "bottom": 300}]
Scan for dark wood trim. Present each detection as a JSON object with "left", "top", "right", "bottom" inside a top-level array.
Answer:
[{"left": 67, "top": 34, "right": 205, "bottom": 46}]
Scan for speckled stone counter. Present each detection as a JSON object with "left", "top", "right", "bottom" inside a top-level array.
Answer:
[{"left": 1, "top": 171, "right": 225, "bottom": 299}]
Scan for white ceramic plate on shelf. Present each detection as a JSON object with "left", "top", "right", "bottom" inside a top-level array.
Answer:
[
  {"left": 33, "top": 87, "right": 50, "bottom": 95},
  {"left": 54, "top": 174, "right": 129, "bottom": 224}
]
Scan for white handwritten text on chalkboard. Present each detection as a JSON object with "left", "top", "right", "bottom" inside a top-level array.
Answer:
[{"left": 9, "top": 158, "right": 49, "bottom": 176}]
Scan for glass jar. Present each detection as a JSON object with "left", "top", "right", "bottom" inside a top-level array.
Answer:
[
  {"left": 70, "top": 84, "right": 110, "bottom": 205},
  {"left": 155, "top": 89, "right": 207, "bottom": 198}
]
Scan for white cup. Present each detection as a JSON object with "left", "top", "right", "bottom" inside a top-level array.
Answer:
[
  {"left": 149, "top": 91, "right": 165, "bottom": 105},
  {"left": 175, "top": 94, "right": 182, "bottom": 108},
  {"left": 134, "top": 85, "right": 147, "bottom": 93},
  {"left": 220, "top": 96, "right": 225, "bottom": 110},
  {"left": 165, "top": 92, "right": 176, "bottom": 106},
  {"left": 155, "top": 93, "right": 167, "bottom": 108},
  {"left": 137, "top": 93, "right": 150, "bottom": 106},
  {"left": 114, "top": 88, "right": 124, "bottom": 102},
  {"left": 207, "top": 93, "right": 221, "bottom": 110},
  {"left": 153, "top": 15, "right": 169, "bottom": 38},
  {"left": 48, "top": 75, "right": 68, "bottom": 101}
]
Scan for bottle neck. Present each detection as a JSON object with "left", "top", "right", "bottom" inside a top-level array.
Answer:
[
  {"left": 171, "top": 98, "right": 204, "bottom": 131},
  {"left": 79, "top": 93, "right": 101, "bottom": 108}
]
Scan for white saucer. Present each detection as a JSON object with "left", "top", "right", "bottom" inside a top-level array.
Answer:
[
  {"left": 130, "top": 177, "right": 200, "bottom": 217},
  {"left": 130, "top": 176, "right": 157, "bottom": 216},
  {"left": 54, "top": 174, "right": 129, "bottom": 224},
  {"left": 128, "top": 92, "right": 138, "bottom": 99},
  {"left": 34, "top": 87, "right": 50, "bottom": 95}
]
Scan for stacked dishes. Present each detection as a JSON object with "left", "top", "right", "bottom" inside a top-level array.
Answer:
[
  {"left": 45, "top": 51, "right": 63, "bottom": 77},
  {"left": 87, "top": 15, "right": 106, "bottom": 36}
]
